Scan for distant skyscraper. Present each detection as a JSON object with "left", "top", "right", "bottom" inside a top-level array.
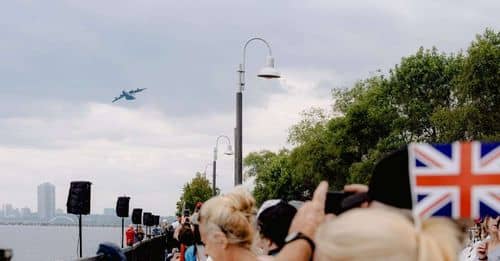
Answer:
[
  {"left": 21, "top": 207, "right": 32, "bottom": 218},
  {"left": 3, "top": 204, "right": 15, "bottom": 218},
  {"left": 103, "top": 208, "right": 115, "bottom": 216},
  {"left": 37, "top": 182, "right": 56, "bottom": 220}
]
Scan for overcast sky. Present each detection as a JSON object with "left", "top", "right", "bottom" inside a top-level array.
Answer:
[{"left": 1, "top": 0, "right": 498, "bottom": 216}]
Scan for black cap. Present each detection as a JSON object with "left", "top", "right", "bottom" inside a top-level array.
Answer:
[
  {"left": 257, "top": 201, "right": 297, "bottom": 248},
  {"left": 368, "top": 147, "right": 413, "bottom": 209}
]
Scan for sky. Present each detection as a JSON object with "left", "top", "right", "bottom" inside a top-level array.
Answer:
[{"left": 0, "top": 0, "right": 498, "bottom": 216}]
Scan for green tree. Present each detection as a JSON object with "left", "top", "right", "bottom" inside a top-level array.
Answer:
[
  {"left": 246, "top": 150, "right": 297, "bottom": 205},
  {"left": 434, "top": 29, "right": 500, "bottom": 140},
  {"left": 386, "top": 47, "right": 463, "bottom": 142},
  {"left": 176, "top": 173, "right": 213, "bottom": 214},
  {"left": 245, "top": 29, "right": 499, "bottom": 204}
]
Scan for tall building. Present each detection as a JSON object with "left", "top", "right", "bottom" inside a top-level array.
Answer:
[
  {"left": 37, "top": 182, "right": 56, "bottom": 220},
  {"left": 103, "top": 208, "right": 115, "bottom": 216},
  {"left": 3, "top": 204, "right": 16, "bottom": 218},
  {"left": 21, "top": 207, "right": 32, "bottom": 218}
]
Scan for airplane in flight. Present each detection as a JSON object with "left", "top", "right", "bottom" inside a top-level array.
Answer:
[{"left": 112, "top": 88, "right": 147, "bottom": 103}]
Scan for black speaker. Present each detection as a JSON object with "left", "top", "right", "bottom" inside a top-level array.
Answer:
[
  {"left": 116, "top": 197, "right": 130, "bottom": 218},
  {"left": 66, "top": 181, "right": 92, "bottom": 215},
  {"left": 132, "top": 208, "right": 142, "bottom": 224},
  {"left": 143, "top": 212, "right": 152, "bottom": 226},
  {"left": 153, "top": 215, "right": 160, "bottom": 226},
  {"left": 150, "top": 214, "right": 156, "bottom": 227}
]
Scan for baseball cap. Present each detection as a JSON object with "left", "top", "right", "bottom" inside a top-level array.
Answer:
[{"left": 368, "top": 147, "right": 413, "bottom": 210}]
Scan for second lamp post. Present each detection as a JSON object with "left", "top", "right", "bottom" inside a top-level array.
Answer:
[{"left": 213, "top": 135, "right": 233, "bottom": 196}]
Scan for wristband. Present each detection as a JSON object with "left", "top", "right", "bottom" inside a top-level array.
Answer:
[{"left": 284, "top": 232, "right": 315, "bottom": 256}]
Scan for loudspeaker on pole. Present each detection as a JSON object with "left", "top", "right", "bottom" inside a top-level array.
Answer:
[
  {"left": 143, "top": 212, "right": 152, "bottom": 226},
  {"left": 66, "top": 181, "right": 92, "bottom": 215},
  {"left": 116, "top": 196, "right": 130, "bottom": 218},
  {"left": 131, "top": 208, "right": 142, "bottom": 225}
]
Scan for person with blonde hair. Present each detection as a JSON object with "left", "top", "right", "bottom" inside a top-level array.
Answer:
[
  {"left": 476, "top": 216, "right": 500, "bottom": 261},
  {"left": 198, "top": 187, "right": 257, "bottom": 261},
  {"left": 314, "top": 208, "right": 462, "bottom": 261}
]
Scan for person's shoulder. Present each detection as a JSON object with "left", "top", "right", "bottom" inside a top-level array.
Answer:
[
  {"left": 490, "top": 244, "right": 500, "bottom": 254},
  {"left": 257, "top": 255, "right": 275, "bottom": 261},
  {"left": 185, "top": 245, "right": 194, "bottom": 253},
  {"left": 184, "top": 246, "right": 196, "bottom": 261}
]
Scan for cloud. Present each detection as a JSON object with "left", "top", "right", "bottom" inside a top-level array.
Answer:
[
  {"left": 1, "top": 0, "right": 498, "bottom": 215},
  {"left": 0, "top": 71, "right": 332, "bottom": 215}
]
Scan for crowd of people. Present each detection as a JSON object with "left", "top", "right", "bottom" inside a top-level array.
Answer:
[
  {"left": 161, "top": 180, "right": 499, "bottom": 261},
  {"left": 125, "top": 222, "right": 163, "bottom": 247}
]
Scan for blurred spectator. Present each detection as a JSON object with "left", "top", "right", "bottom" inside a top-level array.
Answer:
[
  {"left": 135, "top": 225, "right": 145, "bottom": 242},
  {"left": 178, "top": 222, "right": 195, "bottom": 261},
  {"left": 172, "top": 214, "right": 182, "bottom": 230},
  {"left": 476, "top": 216, "right": 500, "bottom": 260},
  {"left": 152, "top": 225, "right": 162, "bottom": 236},
  {"left": 185, "top": 217, "right": 207, "bottom": 261},
  {"left": 125, "top": 225, "right": 135, "bottom": 247},
  {"left": 256, "top": 200, "right": 297, "bottom": 256},
  {"left": 314, "top": 208, "right": 461, "bottom": 261},
  {"left": 460, "top": 220, "right": 484, "bottom": 261},
  {"left": 166, "top": 224, "right": 180, "bottom": 254}
]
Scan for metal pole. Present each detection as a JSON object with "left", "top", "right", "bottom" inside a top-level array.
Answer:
[
  {"left": 236, "top": 38, "right": 276, "bottom": 186},
  {"left": 212, "top": 160, "right": 217, "bottom": 196},
  {"left": 234, "top": 127, "right": 237, "bottom": 185},
  {"left": 235, "top": 91, "right": 243, "bottom": 185},
  {"left": 79, "top": 214, "right": 82, "bottom": 258},
  {"left": 121, "top": 218, "right": 124, "bottom": 248}
]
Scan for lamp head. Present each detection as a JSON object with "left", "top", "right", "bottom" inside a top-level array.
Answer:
[
  {"left": 258, "top": 56, "right": 280, "bottom": 79},
  {"left": 225, "top": 144, "right": 234, "bottom": 155}
]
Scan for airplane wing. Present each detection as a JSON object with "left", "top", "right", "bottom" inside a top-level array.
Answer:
[
  {"left": 128, "top": 88, "right": 146, "bottom": 94},
  {"left": 112, "top": 94, "right": 125, "bottom": 103}
]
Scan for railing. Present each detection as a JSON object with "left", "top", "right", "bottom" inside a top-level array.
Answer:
[{"left": 78, "top": 235, "right": 166, "bottom": 261}]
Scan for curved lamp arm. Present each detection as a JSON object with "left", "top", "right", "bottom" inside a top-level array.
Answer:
[
  {"left": 242, "top": 37, "right": 273, "bottom": 69},
  {"left": 203, "top": 163, "right": 213, "bottom": 177},
  {"left": 239, "top": 37, "right": 274, "bottom": 91},
  {"left": 214, "top": 135, "right": 233, "bottom": 161}
]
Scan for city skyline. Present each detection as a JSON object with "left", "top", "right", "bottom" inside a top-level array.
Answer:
[{"left": 1, "top": 182, "right": 121, "bottom": 218}]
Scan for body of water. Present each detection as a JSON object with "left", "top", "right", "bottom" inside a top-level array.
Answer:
[{"left": 0, "top": 225, "right": 123, "bottom": 261}]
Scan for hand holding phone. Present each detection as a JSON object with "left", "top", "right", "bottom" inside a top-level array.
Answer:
[
  {"left": 325, "top": 191, "right": 370, "bottom": 215},
  {"left": 324, "top": 191, "right": 354, "bottom": 215}
]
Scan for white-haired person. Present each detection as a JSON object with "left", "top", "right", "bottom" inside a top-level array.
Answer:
[
  {"left": 277, "top": 181, "right": 465, "bottom": 261},
  {"left": 314, "top": 208, "right": 462, "bottom": 261}
]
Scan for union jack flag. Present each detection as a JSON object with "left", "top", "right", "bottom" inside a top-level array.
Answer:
[{"left": 409, "top": 141, "right": 500, "bottom": 219}]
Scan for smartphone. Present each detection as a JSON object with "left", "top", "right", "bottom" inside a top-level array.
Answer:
[{"left": 325, "top": 191, "right": 354, "bottom": 215}]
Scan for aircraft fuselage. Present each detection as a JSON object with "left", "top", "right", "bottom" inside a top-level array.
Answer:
[{"left": 122, "top": 91, "right": 136, "bottom": 100}]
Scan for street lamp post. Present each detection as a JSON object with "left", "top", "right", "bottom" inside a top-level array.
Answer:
[
  {"left": 203, "top": 163, "right": 212, "bottom": 179},
  {"left": 214, "top": 135, "right": 233, "bottom": 196},
  {"left": 235, "top": 37, "right": 280, "bottom": 185}
]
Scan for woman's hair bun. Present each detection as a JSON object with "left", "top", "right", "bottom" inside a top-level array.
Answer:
[{"left": 226, "top": 186, "right": 256, "bottom": 217}]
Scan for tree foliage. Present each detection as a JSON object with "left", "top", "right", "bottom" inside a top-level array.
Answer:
[
  {"left": 176, "top": 173, "right": 213, "bottom": 214},
  {"left": 244, "top": 29, "right": 500, "bottom": 203}
]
